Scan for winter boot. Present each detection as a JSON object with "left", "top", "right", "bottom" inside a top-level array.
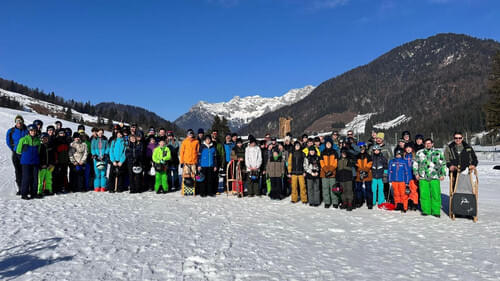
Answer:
[
  {"left": 340, "top": 202, "right": 347, "bottom": 209},
  {"left": 347, "top": 202, "right": 353, "bottom": 211},
  {"left": 332, "top": 204, "right": 339, "bottom": 208},
  {"left": 324, "top": 204, "right": 331, "bottom": 208}
]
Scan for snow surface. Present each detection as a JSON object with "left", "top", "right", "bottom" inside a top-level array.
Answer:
[
  {"left": 340, "top": 113, "right": 375, "bottom": 135},
  {"left": 1, "top": 107, "right": 500, "bottom": 281}
]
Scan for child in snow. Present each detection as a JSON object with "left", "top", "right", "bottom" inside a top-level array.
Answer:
[
  {"left": 265, "top": 150, "right": 285, "bottom": 200},
  {"left": 337, "top": 148, "right": 355, "bottom": 211},
  {"left": 388, "top": 148, "right": 411, "bottom": 212},
  {"left": 371, "top": 145, "right": 388, "bottom": 206},
  {"left": 38, "top": 133, "right": 55, "bottom": 196},
  {"left": 16, "top": 124, "right": 41, "bottom": 199},
  {"left": 152, "top": 138, "right": 172, "bottom": 194},
  {"left": 198, "top": 135, "right": 218, "bottom": 197},
  {"left": 69, "top": 133, "right": 88, "bottom": 192},
  {"left": 108, "top": 130, "right": 127, "bottom": 192},
  {"left": 126, "top": 134, "right": 144, "bottom": 193},
  {"left": 288, "top": 141, "right": 307, "bottom": 203},
  {"left": 304, "top": 147, "right": 321, "bottom": 206},
  {"left": 230, "top": 138, "right": 246, "bottom": 196},
  {"left": 355, "top": 143, "right": 373, "bottom": 209},
  {"left": 53, "top": 129, "right": 70, "bottom": 193},
  {"left": 320, "top": 140, "right": 338, "bottom": 208},
  {"left": 403, "top": 144, "right": 419, "bottom": 211},
  {"left": 91, "top": 128, "right": 108, "bottom": 192}
]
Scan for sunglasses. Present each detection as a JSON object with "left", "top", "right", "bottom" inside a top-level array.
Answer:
[
  {"left": 454, "top": 137, "right": 463, "bottom": 140},
  {"left": 15, "top": 119, "right": 23, "bottom": 124}
]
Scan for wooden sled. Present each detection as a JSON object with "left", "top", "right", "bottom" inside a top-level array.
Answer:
[
  {"left": 226, "top": 160, "right": 243, "bottom": 197},
  {"left": 449, "top": 168, "right": 479, "bottom": 222}
]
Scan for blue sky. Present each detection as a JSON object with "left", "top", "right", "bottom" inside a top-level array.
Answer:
[{"left": 1, "top": 0, "right": 499, "bottom": 120}]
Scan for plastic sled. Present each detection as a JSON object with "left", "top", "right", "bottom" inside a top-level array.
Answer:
[
  {"left": 378, "top": 202, "right": 396, "bottom": 210},
  {"left": 449, "top": 169, "right": 479, "bottom": 222}
]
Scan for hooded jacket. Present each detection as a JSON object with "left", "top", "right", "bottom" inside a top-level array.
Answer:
[
  {"left": 6, "top": 125, "right": 27, "bottom": 152},
  {"left": 152, "top": 145, "right": 171, "bottom": 165},
  {"left": 371, "top": 153, "right": 388, "bottom": 179},
  {"left": 180, "top": 137, "right": 199, "bottom": 165},
  {"left": 245, "top": 145, "right": 262, "bottom": 171},
  {"left": 16, "top": 134, "right": 41, "bottom": 165},
  {"left": 126, "top": 141, "right": 144, "bottom": 166},
  {"left": 199, "top": 142, "right": 217, "bottom": 168},
  {"left": 388, "top": 157, "right": 410, "bottom": 184},
  {"left": 91, "top": 136, "right": 108, "bottom": 160},
  {"left": 69, "top": 140, "right": 88, "bottom": 165},
  {"left": 109, "top": 137, "right": 126, "bottom": 164}
]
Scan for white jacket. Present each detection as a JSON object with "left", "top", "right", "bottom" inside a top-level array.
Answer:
[{"left": 245, "top": 145, "right": 262, "bottom": 171}]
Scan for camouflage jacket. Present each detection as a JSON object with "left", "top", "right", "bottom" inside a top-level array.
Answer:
[{"left": 413, "top": 148, "right": 446, "bottom": 180}]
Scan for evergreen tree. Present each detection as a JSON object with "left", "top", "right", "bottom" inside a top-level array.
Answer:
[
  {"left": 210, "top": 115, "right": 230, "bottom": 142},
  {"left": 484, "top": 51, "right": 500, "bottom": 133},
  {"left": 65, "top": 107, "right": 73, "bottom": 120}
]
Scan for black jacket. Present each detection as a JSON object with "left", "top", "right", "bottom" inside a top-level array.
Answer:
[
  {"left": 40, "top": 143, "right": 55, "bottom": 167},
  {"left": 126, "top": 141, "right": 144, "bottom": 167},
  {"left": 289, "top": 150, "right": 305, "bottom": 175},
  {"left": 371, "top": 153, "right": 388, "bottom": 179},
  {"left": 336, "top": 157, "right": 354, "bottom": 182},
  {"left": 447, "top": 141, "right": 478, "bottom": 168}
]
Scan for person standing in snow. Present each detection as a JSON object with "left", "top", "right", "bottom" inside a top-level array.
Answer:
[
  {"left": 16, "top": 124, "right": 41, "bottom": 200},
  {"left": 403, "top": 144, "right": 419, "bottom": 211},
  {"left": 245, "top": 137, "right": 262, "bottom": 197},
  {"left": 444, "top": 131, "right": 478, "bottom": 189},
  {"left": 355, "top": 143, "right": 373, "bottom": 209},
  {"left": 388, "top": 148, "right": 411, "bottom": 212},
  {"left": 288, "top": 141, "right": 307, "bottom": 203},
  {"left": 152, "top": 137, "right": 172, "bottom": 194},
  {"left": 69, "top": 133, "right": 88, "bottom": 192},
  {"left": 166, "top": 131, "right": 180, "bottom": 191},
  {"left": 108, "top": 130, "right": 127, "bottom": 192},
  {"left": 413, "top": 138, "right": 446, "bottom": 217},
  {"left": 180, "top": 129, "right": 200, "bottom": 193},
  {"left": 337, "top": 148, "right": 355, "bottom": 211},
  {"left": 371, "top": 145, "right": 388, "bottom": 206},
  {"left": 91, "top": 128, "right": 108, "bottom": 192},
  {"left": 320, "top": 140, "right": 338, "bottom": 208},
  {"left": 222, "top": 133, "right": 234, "bottom": 193},
  {"left": 304, "top": 148, "right": 321, "bottom": 206},
  {"left": 230, "top": 138, "right": 246, "bottom": 196},
  {"left": 53, "top": 129, "right": 70, "bottom": 193},
  {"left": 265, "top": 150, "right": 285, "bottom": 200},
  {"left": 38, "top": 133, "right": 55, "bottom": 196},
  {"left": 198, "top": 135, "right": 218, "bottom": 197},
  {"left": 6, "top": 115, "right": 28, "bottom": 195},
  {"left": 126, "top": 134, "right": 144, "bottom": 193}
]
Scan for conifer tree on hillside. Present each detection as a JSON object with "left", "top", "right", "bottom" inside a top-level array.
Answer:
[
  {"left": 210, "top": 115, "right": 230, "bottom": 142},
  {"left": 484, "top": 51, "right": 500, "bottom": 133}
]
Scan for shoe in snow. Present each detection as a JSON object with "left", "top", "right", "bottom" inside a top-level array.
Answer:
[{"left": 324, "top": 204, "right": 331, "bottom": 208}]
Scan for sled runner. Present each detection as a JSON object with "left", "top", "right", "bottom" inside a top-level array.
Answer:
[
  {"left": 378, "top": 183, "right": 396, "bottom": 210},
  {"left": 449, "top": 167, "right": 479, "bottom": 222},
  {"left": 182, "top": 165, "right": 196, "bottom": 196},
  {"left": 226, "top": 160, "right": 243, "bottom": 197}
]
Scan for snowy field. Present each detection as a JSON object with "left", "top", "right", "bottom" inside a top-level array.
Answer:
[{"left": 1, "top": 107, "right": 500, "bottom": 281}]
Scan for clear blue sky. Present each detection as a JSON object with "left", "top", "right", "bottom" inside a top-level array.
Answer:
[{"left": 1, "top": 0, "right": 499, "bottom": 120}]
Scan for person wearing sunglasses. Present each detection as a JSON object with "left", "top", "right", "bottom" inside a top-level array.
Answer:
[
  {"left": 6, "top": 115, "right": 28, "bottom": 195},
  {"left": 444, "top": 132, "right": 478, "bottom": 188}
]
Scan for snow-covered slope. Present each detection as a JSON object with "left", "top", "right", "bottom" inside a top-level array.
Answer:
[
  {"left": 374, "top": 114, "right": 412, "bottom": 130},
  {"left": 1, "top": 107, "right": 500, "bottom": 280},
  {"left": 174, "top": 85, "right": 315, "bottom": 131},
  {"left": 0, "top": 88, "right": 114, "bottom": 124}
]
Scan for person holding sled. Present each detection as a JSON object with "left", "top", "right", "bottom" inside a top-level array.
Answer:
[
  {"left": 152, "top": 137, "right": 172, "bottom": 193},
  {"left": 413, "top": 138, "right": 446, "bottom": 217},
  {"left": 388, "top": 148, "right": 411, "bottom": 212},
  {"left": 444, "top": 132, "right": 478, "bottom": 189},
  {"left": 6, "top": 115, "right": 28, "bottom": 195},
  {"left": 91, "top": 128, "right": 108, "bottom": 192}
]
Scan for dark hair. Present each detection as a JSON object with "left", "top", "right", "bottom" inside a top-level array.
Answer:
[
  {"left": 453, "top": 131, "right": 463, "bottom": 136},
  {"left": 424, "top": 138, "right": 433, "bottom": 143}
]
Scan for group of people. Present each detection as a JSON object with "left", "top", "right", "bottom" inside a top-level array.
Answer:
[{"left": 7, "top": 115, "right": 479, "bottom": 218}]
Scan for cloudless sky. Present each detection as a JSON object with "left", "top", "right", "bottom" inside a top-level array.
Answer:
[{"left": 1, "top": 0, "right": 499, "bottom": 120}]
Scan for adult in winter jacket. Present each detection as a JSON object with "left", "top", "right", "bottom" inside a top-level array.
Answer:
[
  {"left": 304, "top": 148, "right": 321, "bottom": 206},
  {"left": 53, "top": 130, "right": 70, "bottom": 193},
  {"left": 403, "top": 144, "right": 419, "bottom": 211},
  {"left": 166, "top": 132, "right": 180, "bottom": 191},
  {"left": 145, "top": 136, "right": 158, "bottom": 190},
  {"left": 371, "top": 145, "right": 388, "bottom": 206},
  {"left": 302, "top": 138, "right": 321, "bottom": 156},
  {"left": 337, "top": 148, "right": 355, "bottom": 211},
  {"left": 126, "top": 134, "right": 144, "bottom": 193},
  {"left": 108, "top": 130, "right": 127, "bottom": 192},
  {"left": 388, "top": 149, "right": 411, "bottom": 212},
  {"left": 402, "top": 131, "right": 415, "bottom": 150},
  {"left": 211, "top": 130, "right": 225, "bottom": 194},
  {"left": 355, "top": 144, "right": 373, "bottom": 209},
  {"left": 288, "top": 142, "right": 307, "bottom": 203},
  {"left": 413, "top": 138, "right": 446, "bottom": 217},
  {"left": 152, "top": 138, "right": 172, "bottom": 193},
  {"left": 69, "top": 133, "right": 89, "bottom": 192},
  {"left": 414, "top": 135, "right": 425, "bottom": 152},
  {"left": 38, "top": 133, "right": 55, "bottom": 196},
  {"left": 180, "top": 129, "right": 199, "bottom": 190},
  {"left": 320, "top": 140, "right": 338, "bottom": 208},
  {"left": 266, "top": 150, "right": 285, "bottom": 200},
  {"left": 245, "top": 138, "right": 262, "bottom": 196},
  {"left": 6, "top": 115, "right": 28, "bottom": 195},
  {"left": 444, "top": 132, "right": 478, "bottom": 188},
  {"left": 198, "top": 135, "right": 218, "bottom": 197},
  {"left": 91, "top": 129, "right": 108, "bottom": 192},
  {"left": 16, "top": 124, "right": 41, "bottom": 199}
]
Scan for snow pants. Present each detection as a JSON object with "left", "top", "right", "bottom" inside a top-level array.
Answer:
[
  {"left": 70, "top": 165, "right": 86, "bottom": 192},
  {"left": 269, "top": 177, "right": 282, "bottom": 199},
  {"left": 21, "top": 165, "right": 38, "bottom": 197},
  {"left": 392, "top": 182, "right": 408, "bottom": 210},
  {"left": 340, "top": 181, "right": 353, "bottom": 205},
  {"left": 155, "top": 171, "right": 168, "bottom": 192},
  {"left": 408, "top": 179, "right": 419, "bottom": 205},
  {"left": 356, "top": 181, "right": 373, "bottom": 207},
  {"left": 167, "top": 166, "right": 180, "bottom": 191},
  {"left": 12, "top": 152, "right": 22, "bottom": 192},
  {"left": 128, "top": 168, "right": 143, "bottom": 193},
  {"left": 84, "top": 162, "right": 92, "bottom": 190},
  {"left": 38, "top": 168, "right": 53, "bottom": 194},
  {"left": 93, "top": 160, "right": 107, "bottom": 189},
  {"left": 372, "top": 178, "right": 385, "bottom": 205},
  {"left": 419, "top": 179, "right": 441, "bottom": 216},
  {"left": 247, "top": 175, "right": 260, "bottom": 196},
  {"left": 199, "top": 167, "right": 216, "bottom": 196},
  {"left": 321, "top": 177, "right": 337, "bottom": 205},
  {"left": 53, "top": 164, "right": 68, "bottom": 193},
  {"left": 290, "top": 174, "right": 307, "bottom": 203},
  {"left": 307, "top": 178, "right": 321, "bottom": 205}
]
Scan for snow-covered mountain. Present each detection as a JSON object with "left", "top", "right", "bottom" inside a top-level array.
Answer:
[{"left": 174, "top": 85, "right": 315, "bottom": 131}]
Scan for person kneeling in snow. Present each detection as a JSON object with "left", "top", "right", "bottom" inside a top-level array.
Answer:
[{"left": 152, "top": 137, "right": 172, "bottom": 194}]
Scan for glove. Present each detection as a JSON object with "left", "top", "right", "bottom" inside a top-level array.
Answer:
[
  {"left": 180, "top": 163, "right": 184, "bottom": 168},
  {"left": 405, "top": 184, "right": 411, "bottom": 195}
]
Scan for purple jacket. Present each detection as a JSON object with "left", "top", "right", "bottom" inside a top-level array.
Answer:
[{"left": 146, "top": 143, "right": 158, "bottom": 159}]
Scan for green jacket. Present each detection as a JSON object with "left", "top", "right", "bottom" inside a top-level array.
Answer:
[
  {"left": 413, "top": 148, "right": 446, "bottom": 180},
  {"left": 152, "top": 146, "right": 171, "bottom": 164},
  {"left": 16, "top": 134, "right": 41, "bottom": 165}
]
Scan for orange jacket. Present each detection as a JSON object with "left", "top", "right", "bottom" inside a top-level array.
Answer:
[
  {"left": 356, "top": 156, "right": 373, "bottom": 182},
  {"left": 180, "top": 137, "right": 199, "bottom": 165},
  {"left": 320, "top": 153, "right": 338, "bottom": 178}
]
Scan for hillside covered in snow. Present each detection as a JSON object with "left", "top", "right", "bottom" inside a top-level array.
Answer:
[{"left": 174, "top": 85, "right": 315, "bottom": 131}]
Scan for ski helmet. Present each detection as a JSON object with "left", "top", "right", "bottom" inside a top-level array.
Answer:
[
  {"left": 96, "top": 161, "right": 106, "bottom": 170},
  {"left": 132, "top": 166, "right": 143, "bottom": 174}
]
